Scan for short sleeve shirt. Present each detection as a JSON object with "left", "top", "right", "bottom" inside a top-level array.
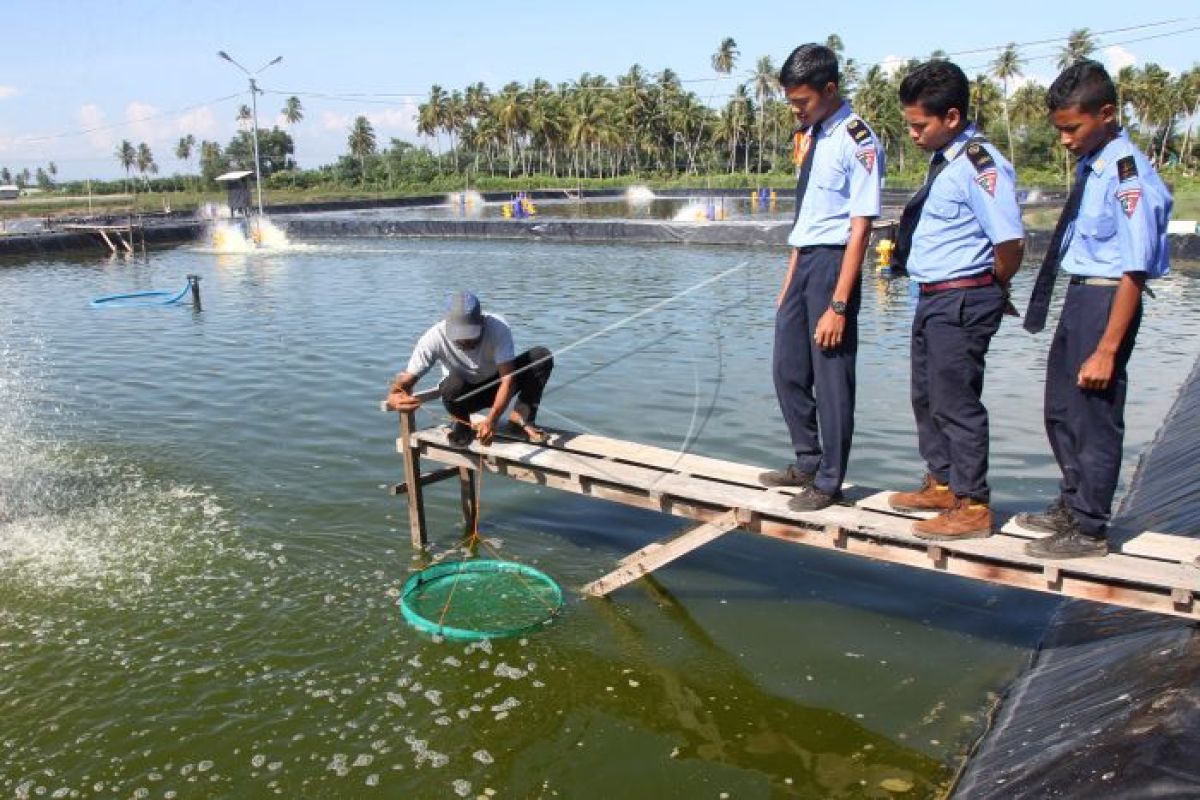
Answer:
[
  {"left": 787, "top": 101, "right": 884, "bottom": 248},
  {"left": 1061, "top": 130, "right": 1172, "bottom": 279},
  {"left": 907, "top": 125, "right": 1025, "bottom": 283},
  {"left": 405, "top": 313, "right": 515, "bottom": 383}
]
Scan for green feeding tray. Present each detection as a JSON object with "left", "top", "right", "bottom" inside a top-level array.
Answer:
[{"left": 398, "top": 559, "right": 564, "bottom": 640}]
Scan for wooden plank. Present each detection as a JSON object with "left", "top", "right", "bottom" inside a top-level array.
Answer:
[
  {"left": 855, "top": 490, "right": 938, "bottom": 520},
  {"left": 582, "top": 510, "right": 741, "bottom": 597},
  {"left": 414, "top": 428, "right": 1200, "bottom": 596},
  {"left": 458, "top": 466, "right": 477, "bottom": 528},
  {"left": 1117, "top": 532, "right": 1200, "bottom": 564},
  {"left": 390, "top": 465, "right": 460, "bottom": 496}
]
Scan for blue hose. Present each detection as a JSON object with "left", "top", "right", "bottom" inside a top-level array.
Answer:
[{"left": 91, "top": 282, "right": 192, "bottom": 308}]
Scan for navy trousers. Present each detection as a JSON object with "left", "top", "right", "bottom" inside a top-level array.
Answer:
[
  {"left": 773, "top": 246, "right": 858, "bottom": 494},
  {"left": 910, "top": 283, "right": 1005, "bottom": 502},
  {"left": 1044, "top": 283, "right": 1141, "bottom": 537}
]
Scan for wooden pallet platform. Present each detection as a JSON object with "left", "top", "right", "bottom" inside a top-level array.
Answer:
[{"left": 384, "top": 401, "right": 1200, "bottom": 620}]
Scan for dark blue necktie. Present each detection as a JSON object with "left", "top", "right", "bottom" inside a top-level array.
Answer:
[
  {"left": 792, "top": 122, "right": 822, "bottom": 225},
  {"left": 1023, "top": 162, "right": 1089, "bottom": 333},
  {"left": 892, "top": 150, "right": 949, "bottom": 271}
]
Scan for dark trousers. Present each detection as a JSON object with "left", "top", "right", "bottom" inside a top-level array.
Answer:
[
  {"left": 440, "top": 347, "right": 554, "bottom": 424},
  {"left": 1044, "top": 283, "right": 1140, "bottom": 537},
  {"left": 910, "top": 284, "right": 1005, "bottom": 502},
  {"left": 773, "top": 247, "right": 858, "bottom": 494}
]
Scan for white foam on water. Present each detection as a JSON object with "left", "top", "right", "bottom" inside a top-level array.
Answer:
[
  {"left": 197, "top": 216, "right": 314, "bottom": 255},
  {"left": 625, "top": 186, "right": 656, "bottom": 205},
  {"left": 672, "top": 201, "right": 712, "bottom": 222},
  {"left": 0, "top": 340, "right": 242, "bottom": 601}
]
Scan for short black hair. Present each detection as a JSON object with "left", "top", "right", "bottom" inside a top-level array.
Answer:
[
  {"left": 1047, "top": 59, "right": 1117, "bottom": 113},
  {"left": 779, "top": 44, "right": 839, "bottom": 90},
  {"left": 897, "top": 60, "right": 970, "bottom": 119}
]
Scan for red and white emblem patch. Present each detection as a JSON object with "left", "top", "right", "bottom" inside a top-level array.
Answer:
[
  {"left": 974, "top": 168, "right": 997, "bottom": 196},
  {"left": 1116, "top": 187, "right": 1141, "bottom": 217},
  {"left": 855, "top": 147, "right": 875, "bottom": 174}
]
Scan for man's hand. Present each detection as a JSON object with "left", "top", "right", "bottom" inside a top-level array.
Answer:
[
  {"left": 1078, "top": 349, "right": 1116, "bottom": 391},
  {"left": 386, "top": 390, "right": 423, "bottom": 412},
  {"left": 473, "top": 419, "right": 495, "bottom": 446},
  {"left": 813, "top": 308, "right": 846, "bottom": 350}
]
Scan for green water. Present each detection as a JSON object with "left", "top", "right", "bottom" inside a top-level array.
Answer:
[{"left": 1, "top": 239, "right": 1198, "bottom": 799}]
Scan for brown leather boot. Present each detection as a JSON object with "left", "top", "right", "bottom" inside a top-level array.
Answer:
[
  {"left": 913, "top": 498, "right": 993, "bottom": 540},
  {"left": 889, "top": 474, "right": 956, "bottom": 512}
]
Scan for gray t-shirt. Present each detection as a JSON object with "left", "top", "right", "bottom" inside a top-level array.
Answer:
[{"left": 405, "top": 313, "right": 515, "bottom": 384}]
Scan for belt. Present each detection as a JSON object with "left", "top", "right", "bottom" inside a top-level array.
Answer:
[
  {"left": 1069, "top": 276, "right": 1122, "bottom": 286},
  {"left": 919, "top": 271, "right": 995, "bottom": 295},
  {"left": 796, "top": 244, "right": 846, "bottom": 255}
]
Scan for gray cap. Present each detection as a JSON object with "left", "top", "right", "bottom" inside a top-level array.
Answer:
[{"left": 445, "top": 291, "right": 484, "bottom": 340}]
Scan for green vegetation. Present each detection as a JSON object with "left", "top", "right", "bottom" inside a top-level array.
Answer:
[{"left": 2, "top": 31, "right": 1198, "bottom": 222}]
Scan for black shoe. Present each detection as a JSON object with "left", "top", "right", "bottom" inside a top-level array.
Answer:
[
  {"left": 1014, "top": 498, "right": 1070, "bottom": 535},
  {"left": 787, "top": 485, "right": 842, "bottom": 512},
  {"left": 448, "top": 422, "right": 474, "bottom": 447},
  {"left": 760, "top": 465, "right": 815, "bottom": 488},
  {"left": 1025, "top": 530, "right": 1108, "bottom": 559}
]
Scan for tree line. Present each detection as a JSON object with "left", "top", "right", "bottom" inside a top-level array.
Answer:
[{"left": 37, "top": 32, "right": 1200, "bottom": 197}]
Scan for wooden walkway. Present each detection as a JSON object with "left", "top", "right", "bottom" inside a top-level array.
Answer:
[{"left": 385, "top": 398, "right": 1200, "bottom": 620}]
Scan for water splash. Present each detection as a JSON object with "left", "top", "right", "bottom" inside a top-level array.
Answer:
[
  {"left": 447, "top": 191, "right": 484, "bottom": 217},
  {"left": 202, "top": 216, "right": 300, "bottom": 254},
  {"left": 624, "top": 186, "right": 655, "bottom": 205}
]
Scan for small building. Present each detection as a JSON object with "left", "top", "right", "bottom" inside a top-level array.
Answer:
[
  {"left": 0, "top": 185, "right": 19, "bottom": 201},
  {"left": 214, "top": 170, "right": 254, "bottom": 217}
]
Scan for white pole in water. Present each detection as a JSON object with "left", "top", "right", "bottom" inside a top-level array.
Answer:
[{"left": 218, "top": 51, "right": 282, "bottom": 227}]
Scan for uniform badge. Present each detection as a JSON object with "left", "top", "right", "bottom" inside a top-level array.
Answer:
[
  {"left": 1117, "top": 156, "right": 1138, "bottom": 183},
  {"left": 855, "top": 146, "right": 876, "bottom": 174},
  {"left": 1116, "top": 186, "right": 1141, "bottom": 217},
  {"left": 846, "top": 118, "right": 872, "bottom": 145},
  {"left": 974, "top": 168, "right": 998, "bottom": 196}
]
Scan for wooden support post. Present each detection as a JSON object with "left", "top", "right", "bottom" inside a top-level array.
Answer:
[
  {"left": 399, "top": 409, "right": 428, "bottom": 547},
  {"left": 458, "top": 466, "right": 477, "bottom": 528},
  {"left": 390, "top": 465, "right": 460, "bottom": 496},
  {"left": 583, "top": 509, "right": 741, "bottom": 597}
]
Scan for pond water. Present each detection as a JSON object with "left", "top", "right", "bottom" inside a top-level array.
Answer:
[{"left": 1, "top": 237, "right": 1197, "bottom": 799}]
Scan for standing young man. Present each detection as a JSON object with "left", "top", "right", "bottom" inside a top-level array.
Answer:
[
  {"left": 887, "top": 60, "right": 1025, "bottom": 539},
  {"left": 761, "top": 43, "right": 883, "bottom": 511},
  {"left": 1019, "top": 60, "right": 1172, "bottom": 559}
]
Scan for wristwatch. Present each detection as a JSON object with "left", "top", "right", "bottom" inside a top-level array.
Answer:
[{"left": 830, "top": 300, "right": 847, "bottom": 316}]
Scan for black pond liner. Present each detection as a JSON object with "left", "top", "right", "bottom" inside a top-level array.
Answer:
[{"left": 953, "top": 353, "right": 1200, "bottom": 799}]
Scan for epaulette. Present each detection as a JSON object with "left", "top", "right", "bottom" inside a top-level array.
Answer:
[
  {"left": 964, "top": 142, "right": 996, "bottom": 173},
  {"left": 1117, "top": 155, "right": 1138, "bottom": 182},
  {"left": 846, "top": 118, "right": 872, "bottom": 145}
]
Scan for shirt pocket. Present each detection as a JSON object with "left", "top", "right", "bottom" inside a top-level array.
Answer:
[
  {"left": 924, "top": 197, "right": 963, "bottom": 221},
  {"left": 1076, "top": 211, "right": 1117, "bottom": 262},
  {"left": 814, "top": 161, "right": 848, "bottom": 194}
]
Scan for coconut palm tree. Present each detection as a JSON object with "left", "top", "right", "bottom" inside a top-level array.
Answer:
[
  {"left": 282, "top": 96, "right": 304, "bottom": 126},
  {"left": 347, "top": 115, "right": 376, "bottom": 183},
  {"left": 237, "top": 104, "right": 253, "bottom": 132},
  {"left": 991, "top": 43, "right": 1023, "bottom": 162},
  {"left": 753, "top": 55, "right": 778, "bottom": 174},
  {"left": 1058, "top": 29, "right": 1096, "bottom": 70},
  {"left": 969, "top": 74, "right": 1002, "bottom": 131},
  {"left": 711, "top": 37, "right": 739, "bottom": 76},
  {"left": 135, "top": 142, "right": 158, "bottom": 189},
  {"left": 1115, "top": 66, "right": 1138, "bottom": 128},
  {"left": 115, "top": 140, "right": 136, "bottom": 190}
]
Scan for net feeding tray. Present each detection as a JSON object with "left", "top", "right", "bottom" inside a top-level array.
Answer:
[{"left": 398, "top": 559, "right": 564, "bottom": 640}]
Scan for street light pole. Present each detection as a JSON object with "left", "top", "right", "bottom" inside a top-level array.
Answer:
[{"left": 217, "top": 51, "right": 282, "bottom": 223}]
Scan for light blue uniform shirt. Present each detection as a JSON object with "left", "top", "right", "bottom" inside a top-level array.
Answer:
[
  {"left": 1061, "top": 130, "right": 1172, "bottom": 279},
  {"left": 907, "top": 125, "right": 1024, "bottom": 283},
  {"left": 787, "top": 102, "right": 883, "bottom": 248}
]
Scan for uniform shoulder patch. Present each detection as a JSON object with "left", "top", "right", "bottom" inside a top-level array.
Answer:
[
  {"left": 846, "top": 118, "right": 872, "bottom": 145},
  {"left": 965, "top": 143, "right": 998, "bottom": 196},
  {"left": 1117, "top": 155, "right": 1138, "bottom": 183}
]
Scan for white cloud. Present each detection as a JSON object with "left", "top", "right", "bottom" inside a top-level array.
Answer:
[
  {"left": 1103, "top": 46, "right": 1137, "bottom": 73},
  {"left": 78, "top": 103, "right": 112, "bottom": 152},
  {"left": 318, "top": 102, "right": 419, "bottom": 140},
  {"left": 0, "top": 85, "right": 17, "bottom": 100}
]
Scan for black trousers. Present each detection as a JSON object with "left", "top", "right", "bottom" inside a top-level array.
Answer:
[
  {"left": 772, "top": 246, "right": 858, "bottom": 494},
  {"left": 439, "top": 347, "right": 554, "bottom": 424},
  {"left": 1044, "top": 283, "right": 1141, "bottom": 537},
  {"left": 910, "top": 283, "right": 1005, "bottom": 502}
]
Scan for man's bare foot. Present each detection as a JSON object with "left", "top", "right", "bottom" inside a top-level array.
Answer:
[{"left": 505, "top": 414, "right": 548, "bottom": 444}]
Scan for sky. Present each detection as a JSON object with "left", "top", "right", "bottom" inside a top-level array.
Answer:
[{"left": 1, "top": 1, "right": 1197, "bottom": 181}]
